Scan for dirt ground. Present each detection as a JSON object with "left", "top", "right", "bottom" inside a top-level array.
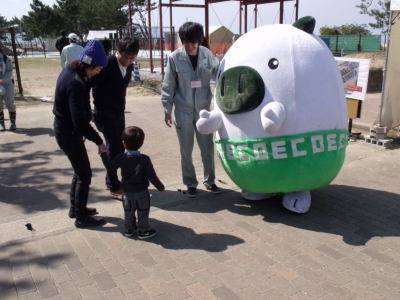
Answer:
[
  {"left": 14, "top": 59, "right": 162, "bottom": 107},
  {"left": 14, "top": 51, "right": 385, "bottom": 107},
  {"left": 345, "top": 51, "right": 385, "bottom": 69}
]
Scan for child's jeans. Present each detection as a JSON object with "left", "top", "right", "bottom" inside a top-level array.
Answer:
[{"left": 123, "top": 190, "right": 150, "bottom": 232}]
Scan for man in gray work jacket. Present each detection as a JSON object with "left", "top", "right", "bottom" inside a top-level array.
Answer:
[{"left": 161, "top": 22, "right": 220, "bottom": 198}]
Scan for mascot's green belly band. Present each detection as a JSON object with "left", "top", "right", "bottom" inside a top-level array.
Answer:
[{"left": 215, "top": 129, "right": 348, "bottom": 193}]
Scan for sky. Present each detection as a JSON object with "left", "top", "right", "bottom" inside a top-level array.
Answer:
[{"left": 4, "top": 0, "right": 383, "bottom": 35}]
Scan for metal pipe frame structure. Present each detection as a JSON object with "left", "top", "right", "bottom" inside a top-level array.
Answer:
[{"left": 148, "top": 0, "right": 299, "bottom": 75}]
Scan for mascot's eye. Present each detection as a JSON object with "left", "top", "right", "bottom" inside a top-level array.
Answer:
[{"left": 268, "top": 58, "right": 279, "bottom": 70}]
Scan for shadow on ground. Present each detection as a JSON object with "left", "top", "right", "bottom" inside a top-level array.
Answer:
[
  {"left": 87, "top": 216, "right": 245, "bottom": 252},
  {"left": 10, "top": 127, "right": 55, "bottom": 137},
  {"left": 0, "top": 185, "right": 65, "bottom": 217},
  {"left": 159, "top": 184, "right": 400, "bottom": 246}
]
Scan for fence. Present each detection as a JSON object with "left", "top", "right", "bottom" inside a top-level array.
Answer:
[{"left": 320, "top": 35, "right": 383, "bottom": 55}]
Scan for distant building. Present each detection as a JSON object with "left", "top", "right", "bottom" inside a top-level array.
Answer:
[{"left": 87, "top": 30, "right": 117, "bottom": 41}]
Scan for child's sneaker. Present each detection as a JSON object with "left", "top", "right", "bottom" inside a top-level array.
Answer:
[
  {"left": 125, "top": 228, "right": 137, "bottom": 237},
  {"left": 138, "top": 229, "right": 157, "bottom": 239}
]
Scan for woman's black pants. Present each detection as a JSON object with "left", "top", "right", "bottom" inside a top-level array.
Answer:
[{"left": 55, "top": 131, "right": 92, "bottom": 221}]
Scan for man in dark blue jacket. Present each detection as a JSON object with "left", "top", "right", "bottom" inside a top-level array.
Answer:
[
  {"left": 55, "top": 30, "right": 69, "bottom": 55},
  {"left": 90, "top": 37, "right": 139, "bottom": 200}
]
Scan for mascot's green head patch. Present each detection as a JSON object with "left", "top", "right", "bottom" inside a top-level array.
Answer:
[
  {"left": 293, "top": 16, "right": 315, "bottom": 34},
  {"left": 215, "top": 66, "right": 265, "bottom": 114}
]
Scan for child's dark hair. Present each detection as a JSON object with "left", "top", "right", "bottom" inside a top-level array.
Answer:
[
  {"left": 179, "top": 22, "right": 205, "bottom": 45},
  {"left": 122, "top": 126, "right": 145, "bottom": 150}
]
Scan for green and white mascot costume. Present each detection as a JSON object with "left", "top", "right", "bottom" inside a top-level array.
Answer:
[{"left": 196, "top": 16, "right": 348, "bottom": 214}]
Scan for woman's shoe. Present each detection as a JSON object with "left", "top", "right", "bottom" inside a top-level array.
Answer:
[{"left": 75, "top": 216, "right": 105, "bottom": 228}]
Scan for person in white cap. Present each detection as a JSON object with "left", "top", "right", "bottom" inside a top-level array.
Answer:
[{"left": 60, "top": 33, "right": 84, "bottom": 69}]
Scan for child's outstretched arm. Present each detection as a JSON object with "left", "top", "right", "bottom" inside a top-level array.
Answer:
[{"left": 100, "top": 152, "right": 121, "bottom": 171}]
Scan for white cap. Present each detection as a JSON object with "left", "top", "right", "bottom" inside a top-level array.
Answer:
[
  {"left": 68, "top": 33, "right": 79, "bottom": 42},
  {"left": 0, "top": 85, "right": 5, "bottom": 96}
]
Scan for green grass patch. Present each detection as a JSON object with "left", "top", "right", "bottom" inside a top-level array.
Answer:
[{"left": 17, "top": 57, "right": 61, "bottom": 70}]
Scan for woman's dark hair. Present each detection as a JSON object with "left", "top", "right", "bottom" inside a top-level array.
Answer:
[
  {"left": 179, "top": 22, "right": 205, "bottom": 45},
  {"left": 121, "top": 126, "right": 145, "bottom": 151},
  {"left": 117, "top": 36, "right": 139, "bottom": 56},
  {"left": 69, "top": 60, "right": 97, "bottom": 78}
]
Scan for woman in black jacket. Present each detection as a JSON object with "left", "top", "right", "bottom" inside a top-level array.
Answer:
[{"left": 53, "top": 40, "right": 108, "bottom": 228}]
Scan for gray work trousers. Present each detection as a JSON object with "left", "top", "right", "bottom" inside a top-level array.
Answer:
[
  {"left": 0, "top": 81, "right": 15, "bottom": 112},
  {"left": 174, "top": 109, "right": 215, "bottom": 188},
  {"left": 123, "top": 190, "right": 150, "bottom": 232}
]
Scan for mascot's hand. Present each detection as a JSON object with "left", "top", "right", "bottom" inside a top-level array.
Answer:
[
  {"left": 260, "top": 102, "right": 286, "bottom": 134},
  {"left": 196, "top": 110, "right": 223, "bottom": 134}
]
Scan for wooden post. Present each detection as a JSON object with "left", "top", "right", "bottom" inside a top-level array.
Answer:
[{"left": 9, "top": 27, "right": 23, "bottom": 95}]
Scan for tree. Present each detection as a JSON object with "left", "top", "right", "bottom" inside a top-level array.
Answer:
[
  {"left": 52, "top": 0, "right": 80, "bottom": 37},
  {"left": 129, "top": 0, "right": 157, "bottom": 41},
  {"left": 356, "top": 0, "right": 390, "bottom": 34},
  {"left": 0, "top": 15, "right": 7, "bottom": 29},
  {"left": 319, "top": 24, "right": 372, "bottom": 35},
  {"left": 22, "top": 0, "right": 58, "bottom": 46},
  {"left": 9, "top": 17, "right": 23, "bottom": 35},
  {"left": 3, "top": 0, "right": 155, "bottom": 42},
  {"left": 0, "top": 15, "right": 8, "bottom": 41},
  {"left": 53, "top": 0, "right": 135, "bottom": 40}
]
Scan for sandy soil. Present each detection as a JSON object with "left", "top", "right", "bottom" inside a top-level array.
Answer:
[
  {"left": 14, "top": 51, "right": 385, "bottom": 107},
  {"left": 345, "top": 51, "right": 385, "bottom": 69},
  {"left": 15, "top": 65, "right": 162, "bottom": 107}
]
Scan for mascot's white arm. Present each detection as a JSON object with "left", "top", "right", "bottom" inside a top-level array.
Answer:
[
  {"left": 260, "top": 102, "right": 286, "bottom": 134},
  {"left": 196, "top": 110, "right": 223, "bottom": 134}
]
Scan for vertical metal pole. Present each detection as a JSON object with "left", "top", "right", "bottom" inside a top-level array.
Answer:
[
  {"left": 239, "top": 2, "right": 242, "bottom": 34},
  {"left": 280, "top": 0, "right": 284, "bottom": 24},
  {"left": 172, "top": 26, "right": 175, "bottom": 52},
  {"left": 244, "top": 3, "right": 247, "bottom": 32},
  {"left": 169, "top": 0, "right": 173, "bottom": 52},
  {"left": 128, "top": 0, "right": 132, "bottom": 37},
  {"left": 379, "top": 10, "right": 393, "bottom": 125},
  {"left": 254, "top": 4, "right": 257, "bottom": 29},
  {"left": 384, "top": 34, "right": 386, "bottom": 51},
  {"left": 9, "top": 27, "right": 23, "bottom": 95},
  {"left": 205, "top": 1, "right": 209, "bottom": 46},
  {"left": 348, "top": 118, "right": 353, "bottom": 136},
  {"left": 295, "top": 0, "right": 299, "bottom": 21},
  {"left": 159, "top": 0, "right": 164, "bottom": 76},
  {"left": 335, "top": 35, "right": 338, "bottom": 54},
  {"left": 148, "top": 0, "right": 153, "bottom": 73}
]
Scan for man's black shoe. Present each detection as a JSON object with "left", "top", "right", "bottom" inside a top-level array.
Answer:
[
  {"left": 75, "top": 216, "right": 105, "bottom": 228},
  {"left": 204, "top": 183, "right": 221, "bottom": 194},
  {"left": 68, "top": 207, "right": 97, "bottom": 219},
  {"left": 186, "top": 187, "right": 197, "bottom": 198}
]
